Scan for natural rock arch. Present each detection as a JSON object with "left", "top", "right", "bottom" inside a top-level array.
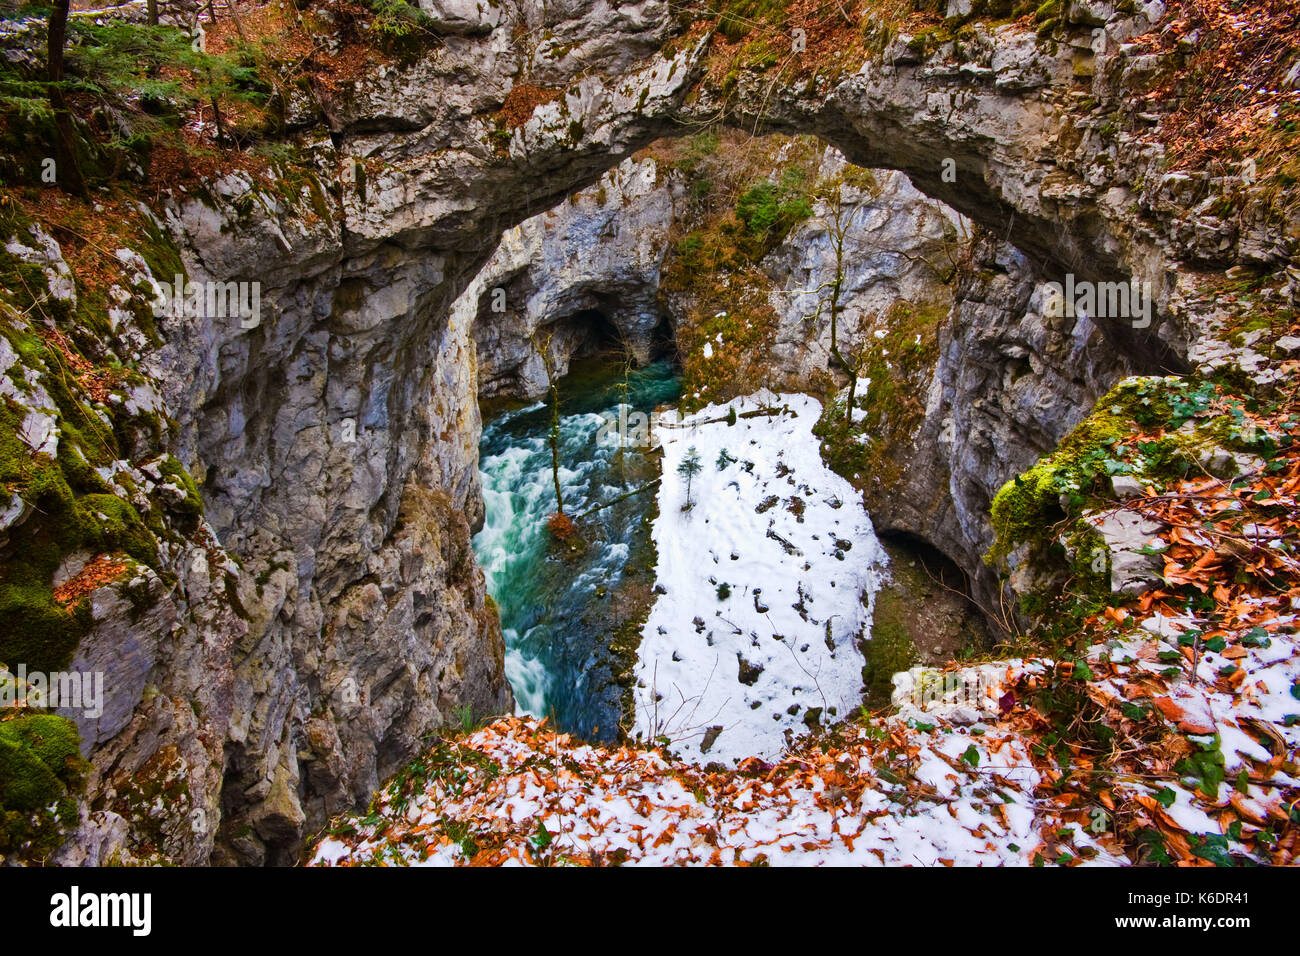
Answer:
[{"left": 126, "top": 0, "right": 1227, "bottom": 862}]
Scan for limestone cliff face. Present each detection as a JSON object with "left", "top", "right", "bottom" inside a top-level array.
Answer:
[
  {"left": 465, "top": 157, "right": 679, "bottom": 401},
  {"left": 152, "top": 170, "right": 513, "bottom": 865},
  {"left": 761, "top": 156, "right": 969, "bottom": 386},
  {"left": 0, "top": 216, "right": 245, "bottom": 866},
  {"left": 863, "top": 233, "right": 1140, "bottom": 615},
  {"left": 3, "top": 0, "right": 1289, "bottom": 865}
]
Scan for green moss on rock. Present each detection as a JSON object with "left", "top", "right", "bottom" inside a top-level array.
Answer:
[
  {"left": 0, "top": 713, "right": 86, "bottom": 861},
  {"left": 815, "top": 297, "right": 950, "bottom": 489},
  {"left": 861, "top": 590, "right": 918, "bottom": 706},
  {"left": 987, "top": 376, "right": 1184, "bottom": 565},
  {"left": 156, "top": 454, "right": 204, "bottom": 519},
  {"left": 0, "top": 338, "right": 161, "bottom": 672}
]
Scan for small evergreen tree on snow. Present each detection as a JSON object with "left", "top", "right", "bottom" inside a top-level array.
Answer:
[{"left": 678, "top": 446, "right": 702, "bottom": 511}]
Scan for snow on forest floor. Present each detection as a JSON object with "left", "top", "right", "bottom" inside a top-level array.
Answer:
[
  {"left": 308, "top": 385, "right": 1300, "bottom": 867},
  {"left": 630, "top": 392, "right": 886, "bottom": 764},
  {"left": 309, "top": 607, "right": 1298, "bottom": 867},
  {"left": 309, "top": 710, "right": 1120, "bottom": 867}
]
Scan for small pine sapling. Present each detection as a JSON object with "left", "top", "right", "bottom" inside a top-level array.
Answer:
[{"left": 678, "top": 446, "right": 703, "bottom": 510}]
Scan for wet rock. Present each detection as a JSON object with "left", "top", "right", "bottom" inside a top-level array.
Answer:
[
  {"left": 700, "top": 726, "right": 723, "bottom": 754},
  {"left": 1111, "top": 475, "right": 1148, "bottom": 498},
  {"left": 737, "top": 655, "right": 765, "bottom": 687},
  {"left": 1086, "top": 509, "right": 1166, "bottom": 596},
  {"left": 1275, "top": 335, "right": 1300, "bottom": 355},
  {"left": 417, "top": 0, "right": 502, "bottom": 35}
]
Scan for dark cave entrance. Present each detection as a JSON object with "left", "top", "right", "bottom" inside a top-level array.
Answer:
[
  {"left": 535, "top": 304, "right": 680, "bottom": 391},
  {"left": 873, "top": 530, "right": 994, "bottom": 670},
  {"left": 557, "top": 306, "right": 624, "bottom": 361}
]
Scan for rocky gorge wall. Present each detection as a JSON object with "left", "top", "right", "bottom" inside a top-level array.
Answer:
[
  {"left": 1, "top": 0, "right": 1293, "bottom": 865},
  {"left": 465, "top": 156, "right": 678, "bottom": 401}
]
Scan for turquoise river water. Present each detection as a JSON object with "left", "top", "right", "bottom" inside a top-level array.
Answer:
[{"left": 472, "top": 359, "right": 680, "bottom": 741}]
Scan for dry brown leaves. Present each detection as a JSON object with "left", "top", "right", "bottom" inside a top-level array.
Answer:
[
  {"left": 14, "top": 191, "right": 145, "bottom": 298},
  {"left": 37, "top": 325, "right": 125, "bottom": 400},
  {"left": 52, "top": 554, "right": 129, "bottom": 607},
  {"left": 699, "top": 0, "right": 932, "bottom": 89},
  {"left": 1147, "top": 0, "right": 1300, "bottom": 171},
  {"left": 1107, "top": 452, "right": 1300, "bottom": 642},
  {"left": 497, "top": 84, "right": 563, "bottom": 129},
  {"left": 546, "top": 511, "right": 576, "bottom": 540}
]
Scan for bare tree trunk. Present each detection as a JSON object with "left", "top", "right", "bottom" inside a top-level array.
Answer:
[
  {"left": 47, "top": 0, "right": 87, "bottom": 197},
  {"left": 827, "top": 199, "right": 848, "bottom": 372},
  {"left": 225, "top": 0, "right": 252, "bottom": 43},
  {"left": 616, "top": 332, "right": 634, "bottom": 488},
  {"left": 203, "top": 0, "right": 229, "bottom": 144},
  {"left": 530, "top": 331, "right": 565, "bottom": 516},
  {"left": 548, "top": 379, "right": 564, "bottom": 516},
  {"left": 844, "top": 365, "right": 858, "bottom": 424}
]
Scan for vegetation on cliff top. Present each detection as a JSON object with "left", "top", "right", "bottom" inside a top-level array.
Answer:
[
  {"left": 0, "top": 187, "right": 209, "bottom": 674},
  {"left": 814, "top": 295, "right": 952, "bottom": 489},
  {"left": 650, "top": 131, "right": 822, "bottom": 411},
  {"left": 958, "top": 313, "right": 1300, "bottom": 866}
]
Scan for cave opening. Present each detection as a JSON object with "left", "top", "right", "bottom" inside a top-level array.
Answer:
[
  {"left": 868, "top": 530, "right": 994, "bottom": 686},
  {"left": 561, "top": 307, "right": 623, "bottom": 360},
  {"left": 877, "top": 530, "right": 974, "bottom": 598},
  {"left": 544, "top": 305, "right": 680, "bottom": 381}
]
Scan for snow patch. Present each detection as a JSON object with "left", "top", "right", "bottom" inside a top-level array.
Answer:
[{"left": 633, "top": 391, "right": 886, "bottom": 764}]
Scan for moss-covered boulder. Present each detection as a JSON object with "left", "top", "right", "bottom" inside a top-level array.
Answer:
[{"left": 985, "top": 372, "right": 1288, "bottom": 639}]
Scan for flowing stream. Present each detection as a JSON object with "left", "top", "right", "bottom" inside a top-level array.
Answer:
[{"left": 473, "top": 358, "right": 680, "bottom": 741}]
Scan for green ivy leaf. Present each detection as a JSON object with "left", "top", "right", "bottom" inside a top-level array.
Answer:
[
  {"left": 529, "top": 823, "right": 552, "bottom": 851},
  {"left": 1241, "top": 627, "right": 1270, "bottom": 647}
]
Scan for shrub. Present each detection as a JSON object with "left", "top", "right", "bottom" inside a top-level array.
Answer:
[
  {"left": 546, "top": 511, "right": 575, "bottom": 541},
  {"left": 734, "top": 168, "right": 812, "bottom": 252}
]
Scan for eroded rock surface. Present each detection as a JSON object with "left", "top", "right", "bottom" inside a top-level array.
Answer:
[
  {"left": 465, "top": 157, "right": 679, "bottom": 400},
  {"left": 3, "top": 0, "right": 1289, "bottom": 864}
]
